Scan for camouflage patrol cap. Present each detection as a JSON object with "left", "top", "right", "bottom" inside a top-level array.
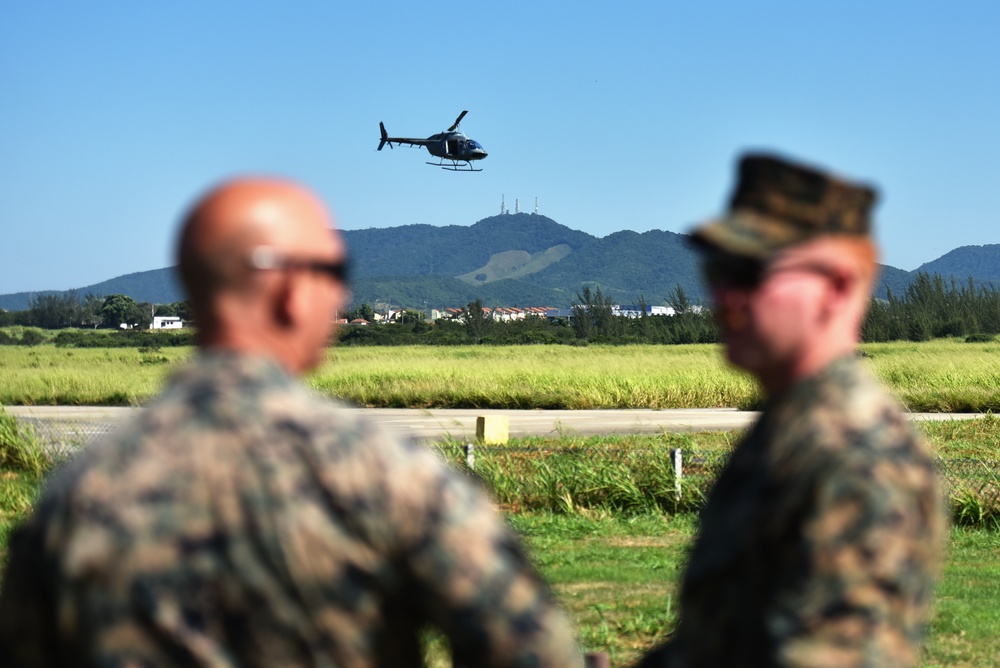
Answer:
[{"left": 690, "top": 153, "right": 878, "bottom": 259}]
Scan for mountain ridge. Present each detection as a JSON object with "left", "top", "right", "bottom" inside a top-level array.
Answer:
[{"left": 1, "top": 215, "right": 997, "bottom": 311}]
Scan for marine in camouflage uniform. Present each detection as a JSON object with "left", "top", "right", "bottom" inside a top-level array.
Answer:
[
  {"left": 0, "top": 179, "right": 581, "bottom": 668},
  {"left": 637, "top": 155, "right": 945, "bottom": 668}
]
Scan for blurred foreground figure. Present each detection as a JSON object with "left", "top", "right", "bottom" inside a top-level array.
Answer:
[
  {"left": 0, "top": 178, "right": 580, "bottom": 668},
  {"left": 637, "top": 155, "right": 945, "bottom": 668}
]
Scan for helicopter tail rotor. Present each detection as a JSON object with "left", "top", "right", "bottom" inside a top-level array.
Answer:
[
  {"left": 378, "top": 122, "right": 391, "bottom": 150},
  {"left": 447, "top": 110, "right": 468, "bottom": 132}
]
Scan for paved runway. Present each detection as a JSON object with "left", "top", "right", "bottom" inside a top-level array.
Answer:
[{"left": 5, "top": 405, "right": 985, "bottom": 444}]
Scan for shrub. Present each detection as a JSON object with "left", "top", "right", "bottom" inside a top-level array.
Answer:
[
  {"left": 17, "top": 329, "right": 46, "bottom": 347},
  {"left": 0, "top": 408, "right": 50, "bottom": 476}
]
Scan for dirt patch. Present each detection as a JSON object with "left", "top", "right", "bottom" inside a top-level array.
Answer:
[{"left": 604, "top": 535, "right": 684, "bottom": 548}]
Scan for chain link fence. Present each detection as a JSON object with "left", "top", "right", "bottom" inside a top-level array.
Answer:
[
  {"left": 18, "top": 417, "right": 120, "bottom": 460},
  {"left": 934, "top": 457, "right": 1000, "bottom": 512}
]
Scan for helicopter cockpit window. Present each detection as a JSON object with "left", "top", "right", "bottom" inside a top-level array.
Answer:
[{"left": 468, "top": 140, "right": 483, "bottom": 150}]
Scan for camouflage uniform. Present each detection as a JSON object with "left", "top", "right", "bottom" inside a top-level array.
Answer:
[
  {"left": 638, "top": 355, "right": 944, "bottom": 668},
  {"left": 0, "top": 352, "right": 581, "bottom": 668}
]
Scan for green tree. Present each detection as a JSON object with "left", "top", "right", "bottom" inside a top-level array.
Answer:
[
  {"left": 400, "top": 309, "right": 425, "bottom": 325},
  {"left": 81, "top": 293, "right": 104, "bottom": 328},
  {"left": 172, "top": 300, "right": 194, "bottom": 322},
  {"left": 154, "top": 303, "right": 177, "bottom": 317},
  {"left": 344, "top": 304, "right": 376, "bottom": 323},
  {"left": 463, "top": 299, "right": 491, "bottom": 344},
  {"left": 666, "top": 283, "right": 693, "bottom": 314},
  {"left": 572, "top": 286, "right": 619, "bottom": 341},
  {"left": 28, "top": 292, "right": 81, "bottom": 329},
  {"left": 100, "top": 294, "right": 148, "bottom": 329}
]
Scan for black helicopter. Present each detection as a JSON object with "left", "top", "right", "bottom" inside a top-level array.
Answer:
[{"left": 377, "top": 110, "right": 487, "bottom": 171}]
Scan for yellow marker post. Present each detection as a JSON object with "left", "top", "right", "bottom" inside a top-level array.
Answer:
[{"left": 476, "top": 415, "right": 509, "bottom": 445}]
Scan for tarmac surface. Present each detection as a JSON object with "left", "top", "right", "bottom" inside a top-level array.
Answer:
[{"left": 5, "top": 405, "right": 986, "bottom": 444}]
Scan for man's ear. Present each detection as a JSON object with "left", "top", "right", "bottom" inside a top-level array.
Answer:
[
  {"left": 818, "top": 265, "right": 854, "bottom": 323},
  {"left": 273, "top": 273, "right": 297, "bottom": 328}
]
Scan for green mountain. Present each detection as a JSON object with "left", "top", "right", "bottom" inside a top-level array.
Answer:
[
  {"left": 0, "top": 268, "right": 184, "bottom": 313},
  {"left": 1, "top": 214, "right": 997, "bottom": 311},
  {"left": 342, "top": 214, "right": 701, "bottom": 307},
  {"left": 915, "top": 245, "right": 1000, "bottom": 286}
]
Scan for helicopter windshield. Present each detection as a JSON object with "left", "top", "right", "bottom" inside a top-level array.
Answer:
[{"left": 467, "top": 140, "right": 484, "bottom": 150}]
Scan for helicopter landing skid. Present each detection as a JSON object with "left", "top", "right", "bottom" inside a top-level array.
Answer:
[{"left": 427, "top": 160, "right": 482, "bottom": 172}]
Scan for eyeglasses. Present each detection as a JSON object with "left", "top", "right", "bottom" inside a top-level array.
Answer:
[
  {"left": 249, "top": 246, "right": 350, "bottom": 284},
  {"left": 701, "top": 254, "right": 767, "bottom": 289},
  {"left": 702, "top": 253, "right": 837, "bottom": 291}
]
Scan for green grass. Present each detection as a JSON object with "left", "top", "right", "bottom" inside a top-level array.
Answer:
[
  {"left": 867, "top": 340, "right": 1000, "bottom": 413},
  {"left": 438, "top": 433, "right": 733, "bottom": 515},
  {"left": 0, "top": 408, "right": 50, "bottom": 476},
  {"left": 432, "top": 421, "right": 1000, "bottom": 526},
  {"left": 0, "top": 346, "right": 185, "bottom": 405},
  {"left": 925, "top": 528, "right": 1000, "bottom": 667},
  {"left": 512, "top": 512, "right": 692, "bottom": 661},
  {"left": 315, "top": 344, "right": 760, "bottom": 409},
  {"left": 4, "top": 339, "right": 1000, "bottom": 411},
  {"left": 513, "top": 511, "right": 1000, "bottom": 667},
  {"left": 0, "top": 469, "right": 45, "bottom": 563},
  {"left": 920, "top": 415, "right": 1000, "bottom": 459}
]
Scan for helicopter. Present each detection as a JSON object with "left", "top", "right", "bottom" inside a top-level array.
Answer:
[{"left": 377, "top": 110, "right": 488, "bottom": 172}]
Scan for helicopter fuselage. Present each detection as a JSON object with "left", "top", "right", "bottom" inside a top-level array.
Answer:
[
  {"left": 423, "top": 131, "right": 488, "bottom": 162},
  {"left": 378, "top": 112, "right": 487, "bottom": 170}
]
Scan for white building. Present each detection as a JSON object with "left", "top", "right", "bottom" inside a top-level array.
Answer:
[
  {"left": 614, "top": 305, "right": 677, "bottom": 318},
  {"left": 151, "top": 316, "right": 183, "bottom": 330}
]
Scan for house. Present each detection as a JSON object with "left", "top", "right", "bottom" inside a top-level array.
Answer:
[{"left": 150, "top": 316, "right": 183, "bottom": 330}]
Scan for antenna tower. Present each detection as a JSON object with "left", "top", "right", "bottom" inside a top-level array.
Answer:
[
  {"left": 500, "top": 194, "right": 507, "bottom": 215},
  {"left": 515, "top": 198, "right": 520, "bottom": 214},
  {"left": 534, "top": 197, "right": 539, "bottom": 214}
]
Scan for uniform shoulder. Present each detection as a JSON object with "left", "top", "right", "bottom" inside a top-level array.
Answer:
[{"left": 763, "top": 355, "right": 934, "bottom": 482}]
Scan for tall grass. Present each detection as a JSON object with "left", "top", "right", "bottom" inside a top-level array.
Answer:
[
  {"left": 866, "top": 340, "right": 1000, "bottom": 412},
  {"left": 433, "top": 421, "right": 1000, "bottom": 529},
  {"left": 2, "top": 340, "right": 1000, "bottom": 411},
  {"left": 0, "top": 346, "right": 186, "bottom": 405},
  {"left": 0, "top": 407, "right": 55, "bottom": 566},
  {"left": 439, "top": 434, "right": 732, "bottom": 514},
  {"left": 0, "top": 407, "right": 49, "bottom": 476},
  {"left": 313, "top": 344, "right": 760, "bottom": 409}
]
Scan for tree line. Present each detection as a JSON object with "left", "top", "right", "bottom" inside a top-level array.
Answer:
[
  {"left": 0, "top": 293, "right": 192, "bottom": 332},
  {"left": 2, "top": 273, "right": 999, "bottom": 347},
  {"left": 863, "top": 273, "right": 1000, "bottom": 342}
]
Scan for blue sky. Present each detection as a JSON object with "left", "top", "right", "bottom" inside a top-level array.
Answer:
[{"left": 2, "top": 1, "right": 998, "bottom": 295}]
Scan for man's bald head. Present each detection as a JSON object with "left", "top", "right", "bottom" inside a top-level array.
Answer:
[
  {"left": 178, "top": 179, "right": 336, "bottom": 302},
  {"left": 176, "top": 177, "right": 348, "bottom": 373}
]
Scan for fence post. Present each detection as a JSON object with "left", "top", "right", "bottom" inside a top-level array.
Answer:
[
  {"left": 465, "top": 442, "right": 475, "bottom": 471},
  {"left": 672, "top": 448, "right": 683, "bottom": 503},
  {"left": 585, "top": 651, "right": 610, "bottom": 668}
]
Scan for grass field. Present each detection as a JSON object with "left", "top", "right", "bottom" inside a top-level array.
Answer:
[
  {"left": 514, "top": 512, "right": 1000, "bottom": 667},
  {"left": 2, "top": 339, "right": 1000, "bottom": 411}
]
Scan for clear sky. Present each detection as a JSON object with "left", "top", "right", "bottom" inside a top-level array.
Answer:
[{"left": 2, "top": 1, "right": 998, "bottom": 295}]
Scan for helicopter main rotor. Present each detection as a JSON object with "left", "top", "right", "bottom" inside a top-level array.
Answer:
[{"left": 447, "top": 110, "right": 468, "bottom": 132}]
